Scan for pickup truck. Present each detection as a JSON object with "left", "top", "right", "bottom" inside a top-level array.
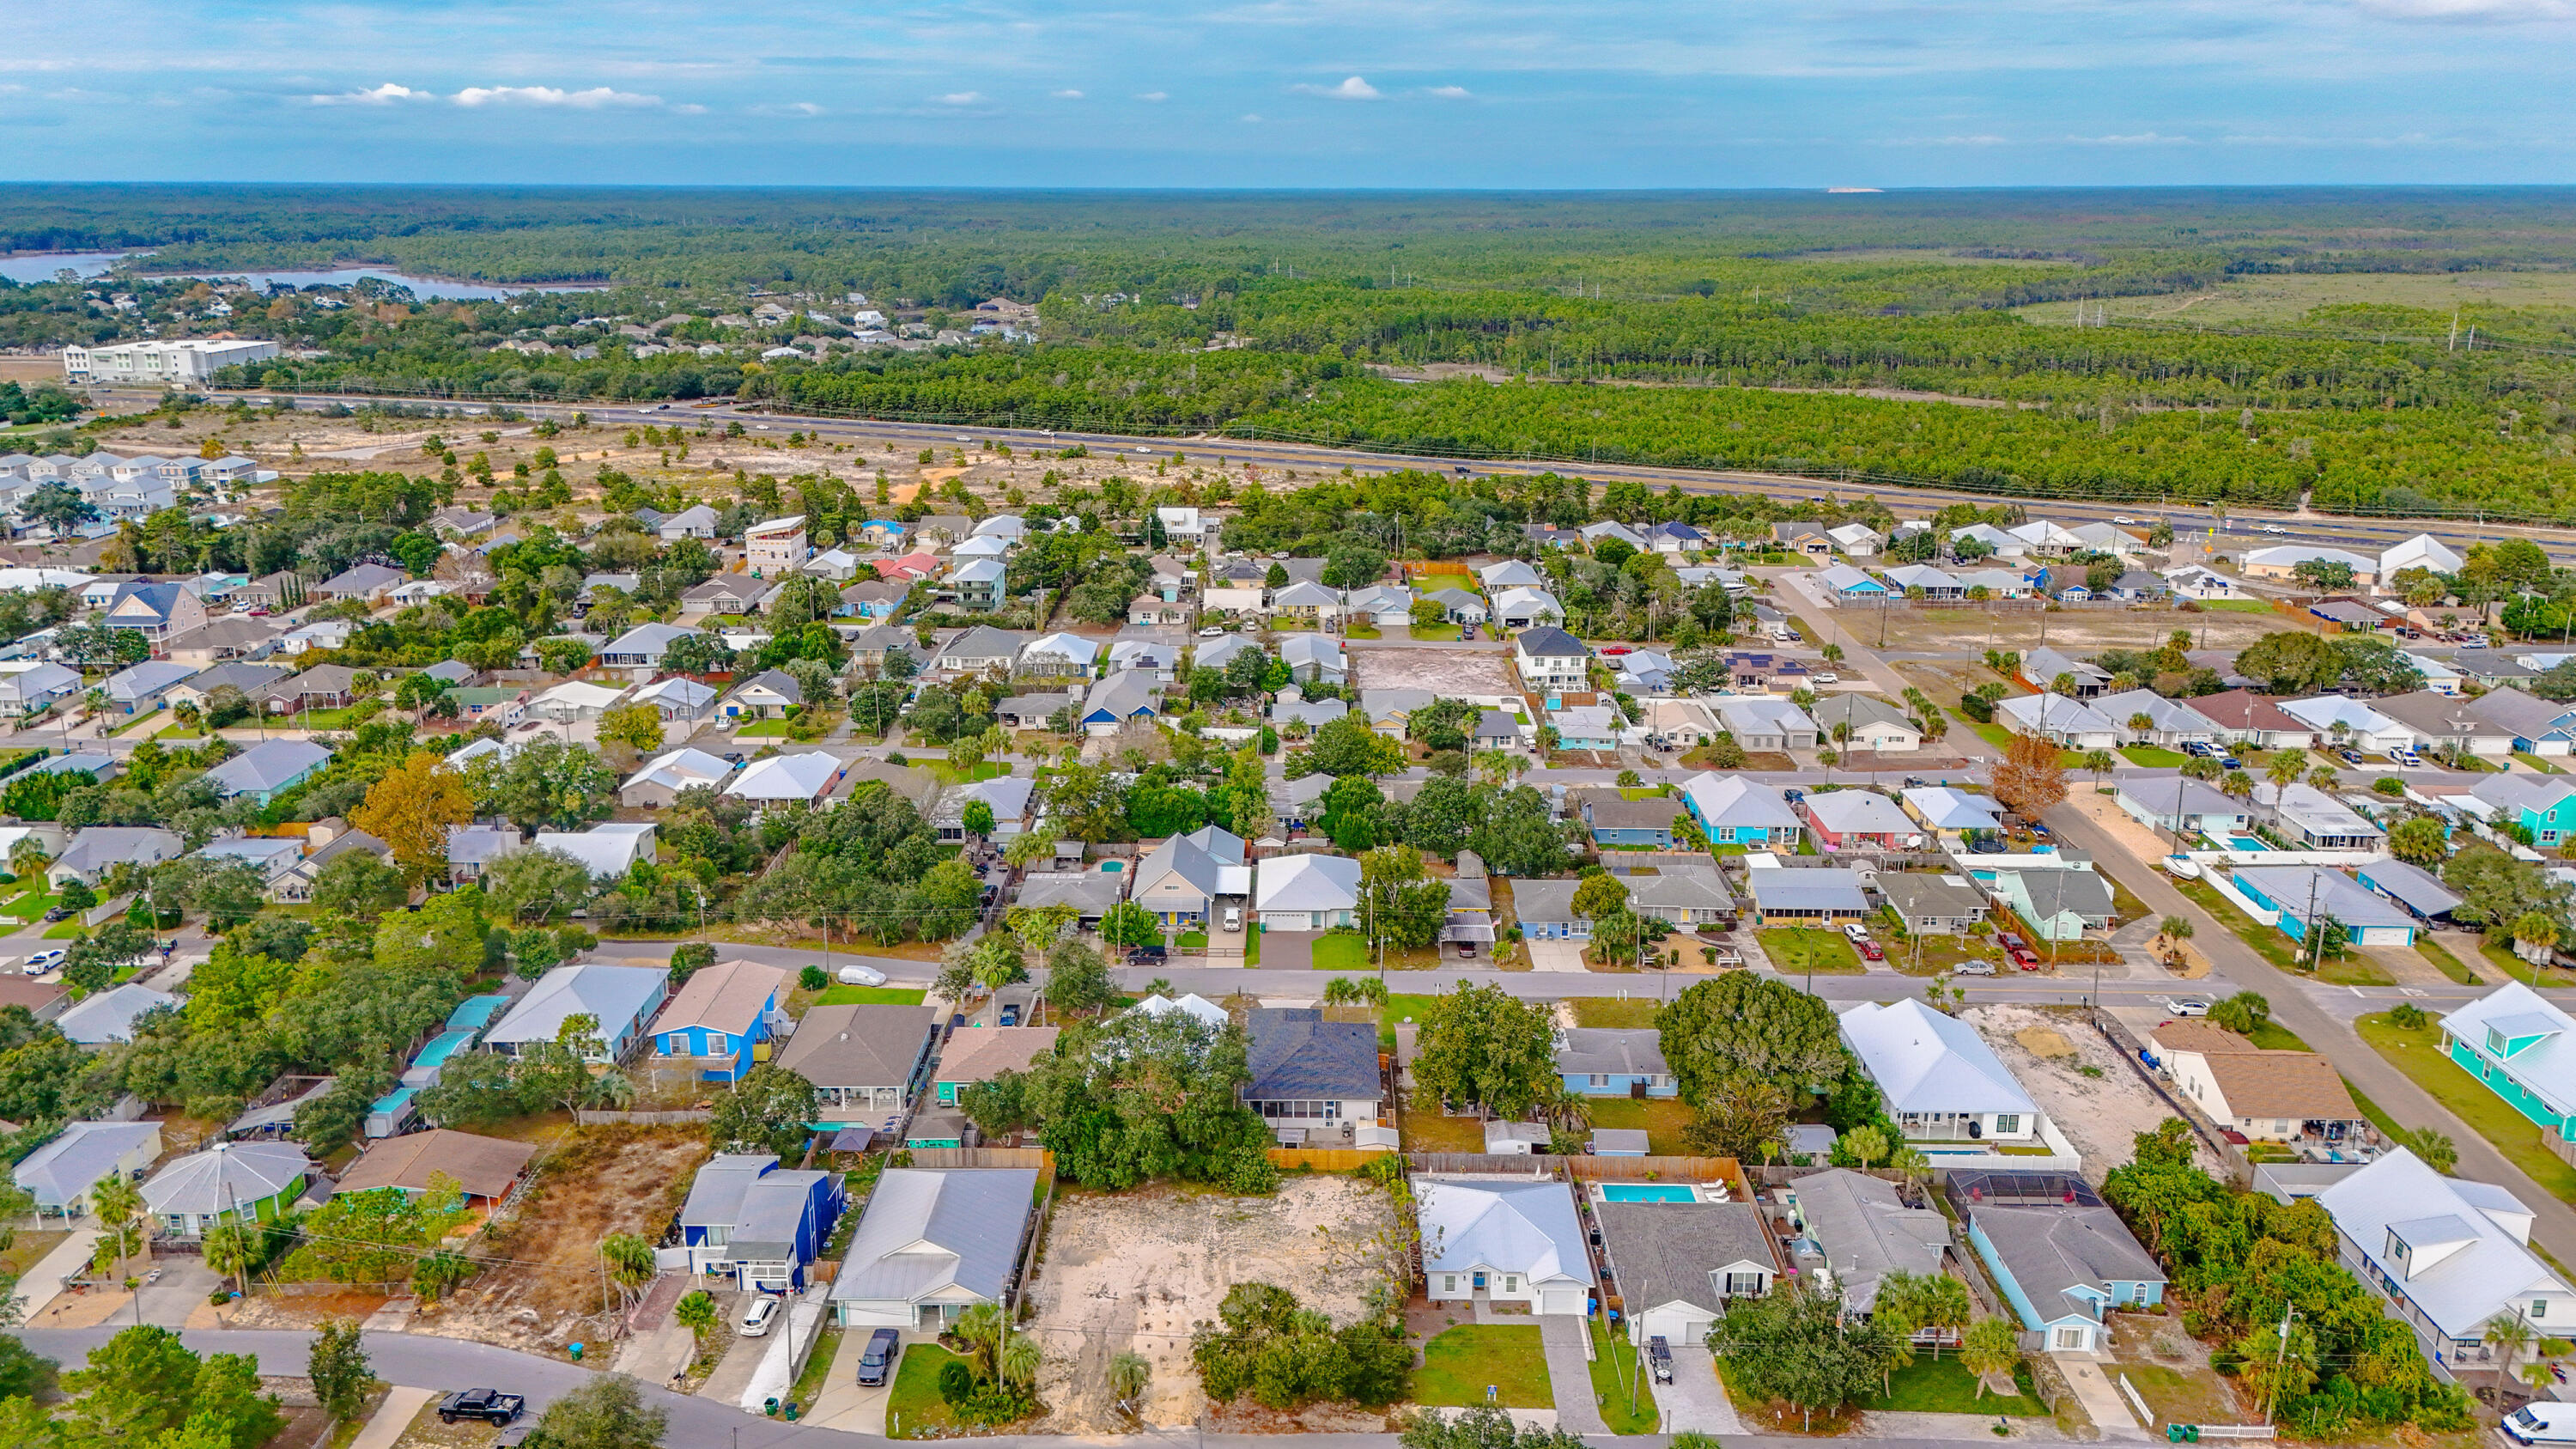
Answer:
[{"left": 438, "top": 1390, "right": 526, "bottom": 1427}]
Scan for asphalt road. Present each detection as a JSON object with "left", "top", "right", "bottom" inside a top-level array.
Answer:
[
  {"left": 183, "top": 386, "right": 2576, "bottom": 563},
  {"left": 17, "top": 1324, "right": 2008, "bottom": 1449}
]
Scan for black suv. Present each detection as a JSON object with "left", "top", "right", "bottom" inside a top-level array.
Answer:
[{"left": 857, "top": 1329, "right": 902, "bottom": 1387}]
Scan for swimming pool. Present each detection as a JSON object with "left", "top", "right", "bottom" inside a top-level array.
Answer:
[
  {"left": 2226, "top": 835, "right": 2271, "bottom": 852},
  {"left": 1101, "top": 861, "right": 1123, "bottom": 872},
  {"left": 1598, "top": 1184, "right": 1698, "bottom": 1203}
]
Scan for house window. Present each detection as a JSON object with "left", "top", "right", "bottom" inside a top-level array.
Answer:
[
  {"left": 708, "top": 1033, "right": 728, "bottom": 1056},
  {"left": 1444, "top": 1275, "right": 1458, "bottom": 1294},
  {"left": 1590, "top": 1074, "right": 1610, "bottom": 1087},
  {"left": 2489, "top": 1026, "right": 2508, "bottom": 1055},
  {"left": 2537, "top": 1300, "right": 2551, "bottom": 1320},
  {"left": 2052, "top": 1326, "right": 2086, "bottom": 1350},
  {"left": 1724, "top": 1272, "right": 1765, "bottom": 1296},
  {"left": 1504, "top": 1276, "right": 1519, "bottom": 1294},
  {"left": 1993, "top": 1114, "right": 2020, "bottom": 1135}
]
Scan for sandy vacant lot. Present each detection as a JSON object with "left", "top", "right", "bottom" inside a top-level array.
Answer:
[
  {"left": 1026, "top": 1176, "right": 1400, "bottom": 1432},
  {"left": 1350, "top": 646, "right": 1519, "bottom": 699},
  {"left": 1878, "top": 604, "right": 2287, "bottom": 657},
  {"left": 1965, "top": 1003, "right": 2221, "bottom": 1184}
]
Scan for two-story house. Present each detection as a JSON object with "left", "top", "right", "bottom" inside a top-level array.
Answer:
[
  {"left": 1243, "top": 1007, "right": 1382, "bottom": 1145},
  {"left": 648, "top": 960, "right": 787, "bottom": 1082},
  {"left": 1512, "top": 626, "right": 1589, "bottom": 693}
]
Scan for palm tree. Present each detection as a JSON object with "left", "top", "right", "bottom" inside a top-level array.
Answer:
[
  {"left": 90, "top": 1173, "right": 143, "bottom": 1286},
  {"left": 2127, "top": 713, "right": 2155, "bottom": 746},
  {"left": 2264, "top": 752, "right": 2306, "bottom": 794},
  {"left": 7, "top": 837, "right": 48, "bottom": 884},
  {"left": 2306, "top": 765, "right": 2342, "bottom": 795},
  {"left": 675, "top": 1289, "right": 719, "bottom": 1358},
  {"left": 1960, "top": 1318, "right": 2020, "bottom": 1398},
  {"left": 955, "top": 1302, "right": 1005, "bottom": 1379},
  {"left": 2083, "top": 749, "right": 2117, "bottom": 792},
  {"left": 999, "top": 1332, "right": 1042, "bottom": 1391},
  {"left": 2489, "top": 1312, "right": 2537, "bottom": 1391},
  {"left": 1107, "top": 1351, "right": 1151, "bottom": 1419}
]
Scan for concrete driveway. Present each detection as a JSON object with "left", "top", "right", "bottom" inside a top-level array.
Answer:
[
  {"left": 801, "top": 1327, "right": 910, "bottom": 1433},
  {"left": 1658, "top": 1342, "right": 1745, "bottom": 1434},
  {"left": 1528, "top": 941, "right": 1589, "bottom": 973},
  {"left": 1261, "top": 930, "right": 1316, "bottom": 971}
]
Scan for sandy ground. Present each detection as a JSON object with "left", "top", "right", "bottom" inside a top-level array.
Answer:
[
  {"left": 1025, "top": 1176, "right": 1401, "bottom": 1433},
  {"left": 1877, "top": 605, "right": 2289, "bottom": 657},
  {"left": 1965, "top": 1002, "right": 2222, "bottom": 1183},
  {"left": 1350, "top": 647, "right": 1518, "bottom": 697}
]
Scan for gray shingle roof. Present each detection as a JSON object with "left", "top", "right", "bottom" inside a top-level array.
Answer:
[
  {"left": 1246, "top": 1008, "right": 1378, "bottom": 1099},
  {"left": 1791, "top": 1168, "right": 1952, "bottom": 1313},
  {"left": 1598, "top": 1202, "right": 1775, "bottom": 1316},
  {"left": 1556, "top": 1028, "right": 1667, "bottom": 1078}
]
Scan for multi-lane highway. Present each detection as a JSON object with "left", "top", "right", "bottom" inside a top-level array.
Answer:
[{"left": 170, "top": 386, "right": 2576, "bottom": 564}]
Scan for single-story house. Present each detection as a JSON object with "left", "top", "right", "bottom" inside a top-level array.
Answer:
[
  {"left": 1418, "top": 1177, "right": 1595, "bottom": 1315},
  {"left": 1745, "top": 868, "right": 1871, "bottom": 926},
  {"left": 827, "top": 1166, "right": 1041, "bottom": 1329},
  {"left": 202, "top": 739, "right": 332, "bottom": 805},
  {"left": 1682, "top": 774, "right": 1805, "bottom": 849},
  {"left": 1513, "top": 879, "right": 1589, "bottom": 941},
  {"left": 725, "top": 751, "right": 845, "bottom": 808},
  {"left": 337, "top": 1129, "right": 538, "bottom": 1208},
  {"left": 1986, "top": 865, "right": 2118, "bottom": 942},
  {"left": 47, "top": 826, "right": 185, "bottom": 889},
  {"left": 1557, "top": 1028, "right": 1674, "bottom": 1098},
  {"left": 1597, "top": 1201, "right": 1778, "bottom": 1344},
  {"left": 2229, "top": 864, "right": 2420, "bottom": 948},
  {"left": 483, "top": 963, "right": 669, "bottom": 1064},
  {"left": 933, "top": 1026, "right": 1061, "bottom": 1106},
  {"left": 776, "top": 1003, "right": 941, "bottom": 1126},
  {"left": 14, "top": 1121, "right": 161, "bottom": 1219},
  {"left": 1790, "top": 1168, "right": 1952, "bottom": 1318},
  {"left": 1876, "top": 872, "right": 1990, "bottom": 936},
  {"left": 1842, "top": 998, "right": 2046, "bottom": 1148},
  {"left": 141, "top": 1141, "right": 311, "bottom": 1239},
  {"left": 1577, "top": 789, "right": 1682, "bottom": 849},
  {"left": 1253, "top": 853, "right": 1361, "bottom": 932},
  {"left": 2151, "top": 1020, "right": 2369, "bottom": 1148},
  {"left": 1801, "top": 789, "right": 1925, "bottom": 851}
]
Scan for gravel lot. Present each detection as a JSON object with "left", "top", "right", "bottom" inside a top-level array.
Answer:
[{"left": 1965, "top": 1002, "right": 2221, "bottom": 1183}]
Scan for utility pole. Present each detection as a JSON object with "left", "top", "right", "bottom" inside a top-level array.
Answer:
[{"left": 2262, "top": 1306, "right": 2300, "bottom": 1426}]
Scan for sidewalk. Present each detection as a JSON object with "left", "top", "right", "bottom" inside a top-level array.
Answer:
[
  {"left": 19, "top": 1229, "right": 100, "bottom": 1322},
  {"left": 347, "top": 1386, "right": 434, "bottom": 1449}
]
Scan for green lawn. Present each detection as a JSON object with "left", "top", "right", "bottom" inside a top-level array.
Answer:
[
  {"left": 2355, "top": 1011, "right": 2576, "bottom": 1207},
  {"left": 2196, "top": 599, "right": 2275, "bottom": 614},
  {"left": 1759, "top": 928, "right": 1864, "bottom": 976},
  {"left": 2517, "top": 752, "right": 2567, "bottom": 775},
  {"left": 1859, "top": 1353, "right": 2048, "bottom": 1416},
  {"left": 1413, "top": 1325, "right": 1551, "bottom": 1409},
  {"left": 1585, "top": 1095, "right": 1696, "bottom": 1155},
  {"left": 2119, "top": 746, "right": 2190, "bottom": 767},
  {"left": 2170, "top": 877, "right": 2393, "bottom": 984},
  {"left": 733, "top": 720, "right": 795, "bottom": 739},
  {"left": 1589, "top": 1324, "right": 1658, "bottom": 1434},
  {"left": 1311, "top": 935, "right": 1370, "bottom": 970},
  {"left": 813, "top": 985, "right": 930, "bottom": 1006},
  {"left": 1571, "top": 998, "right": 1660, "bottom": 1029},
  {"left": 1178, "top": 930, "right": 1209, "bottom": 949},
  {"left": 1246, "top": 928, "right": 1262, "bottom": 966},
  {"left": 1409, "top": 623, "right": 1463, "bottom": 642},
  {"left": 886, "top": 1343, "right": 971, "bottom": 1438},
  {"left": 1382, "top": 993, "right": 1447, "bottom": 1049},
  {"left": 2246, "top": 1021, "right": 2313, "bottom": 1052},
  {"left": 927, "top": 759, "right": 1008, "bottom": 786},
  {"left": 42, "top": 922, "right": 83, "bottom": 941},
  {"left": 2417, "top": 938, "right": 2484, "bottom": 986},
  {"left": 787, "top": 1325, "right": 843, "bottom": 1409}
]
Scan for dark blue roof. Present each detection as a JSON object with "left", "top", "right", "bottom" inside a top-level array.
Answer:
[{"left": 1246, "top": 1008, "right": 1379, "bottom": 1099}]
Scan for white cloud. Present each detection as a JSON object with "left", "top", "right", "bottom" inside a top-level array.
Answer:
[
  {"left": 935, "top": 90, "right": 986, "bottom": 104},
  {"left": 309, "top": 82, "right": 432, "bottom": 107},
  {"left": 1293, "top": 76, "right": 1381, "bottom": 100},
  {"left": 1882, "top": 133, "right": 2011, "bottom": 146},
  {"left": 1242, "top": 112, "right": 1262, "bottom": 122},
  {"left": 1135, "top": 90, "right": 1169, "bottom": 100},
  {"left": 1427, "top": 85, "right": 1472, "bottom": 98},
  {"left": 453, "top": 85, "right": 665, "bottom": 109},
  {"left": 1051, "top": 88, "right": 1084, "bottom": 99},
  {"left": 2354, "top": 0, "right": 2575, "bottom": 20},
  {"left": 2068, "top": 131, "right": 2194, "bottom": 144}
]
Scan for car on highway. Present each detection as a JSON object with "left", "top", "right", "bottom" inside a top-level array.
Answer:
[
  {"left": 857, "top": 1329, "right": 902, "bottom": 1387},
  {"left": 2260, "top": 524, "right": 2288, "bottom": 534},
  {"left": 2112, "top": 515, "right": 2136, "bottom": 524},
  {"left": 742, "top": 1298, "right": 781, "bottom": 1337},
  {"left": 437, "top": 1390, "right": 525, "bottom": 1427},
  {"left": 2166, "top": 997, "right": 2212, "bottom": 1017},
  {"left": 836, "top": 964, "right": 887, "bottom": 987}
]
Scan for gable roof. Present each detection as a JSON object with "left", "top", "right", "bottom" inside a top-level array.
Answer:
[
  {"left": 1839, "top": 998, "right": 2038, "bottom": 1117},
  {"left": 204, "top": 739, "right": 331, "bottom": 795},
  {"left": 1514, "top": 625, "right": 1586, "bottom": 659},
  {"left": 2313, "top": 1148, "right": 2567, "bottom": 1340},
  {"left": 1974, "top": 1198, "right": 2166, "bottom": 1324},
  {"left": 650, "top": 959, "right": 786, "bottom": 1038},
  {"left": 337, "top": 1129, "right": 537, "bottom": 1200},
  {"left": 1791, "top": 1168, "right": 1952, "bottom": 1312},
  {"left": 1557, "top": 1028, "right": 1668, "bottom": 1078},
  {"left": 775, "top": 1002, "right": 939, "bottom": 1087},
  {"left": 1681, "top": 773, "right": 1803, "bottom": 831},
  {"left": 829, "top": 1166, "right": 1039, "bottom": 1308},
  {"left": 1597, "top": 1201, "right": 1774, "bottom": 1312},
  {"left": 1254, "top": 852, "right": 1361, "bottom": 913},
  {"left": 56, "top": 982, "right": 178, "bottom": 1044},
  {"left": 484, "top": 964, "right": 666, "bottom": 1048},
  {"left": 1803, "top": 789, "right": 1917, "bottom": 836},
  {"left": 935, "top": 1026, "right": 1062, "bottom": 1085},
  {"left": 726, "top": 751, "right": 841, "bottom": 801}
]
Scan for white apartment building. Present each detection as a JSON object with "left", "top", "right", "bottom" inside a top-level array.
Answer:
[{"left": 64, "top": 339, "right": 281, "bottom": 387}]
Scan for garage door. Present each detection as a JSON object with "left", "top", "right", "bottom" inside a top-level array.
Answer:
[
  {"left": 1540, "top": 1287, "right": 1587, "bottom": 1316},
  {"left": 1261, "top": 911, "right": 1309, "bottom": 931}
]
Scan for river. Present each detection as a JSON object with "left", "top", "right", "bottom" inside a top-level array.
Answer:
[{"left": 0, "top": 250, "right": 593, "bottom": 299}]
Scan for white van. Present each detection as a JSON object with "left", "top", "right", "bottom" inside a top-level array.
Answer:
[
  {"left": 1223, "top": 906, "right": 1242, "bottom": 932},
  {"left": 2506, "top": 1404, "right": 2576, "bottom": 1445}
]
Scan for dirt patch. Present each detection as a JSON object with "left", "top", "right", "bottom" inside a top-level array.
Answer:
[
  {"left": 1876, "top": 606, "right": 2286, "bottom": 658},
  {"left": 1348, "top": 648, "right": 1517, "bottom": 699},
  {"left": 1965, "top": 1003, "right": 2220, "bottom": 1184},
  {"left": 2016, "top": 1026, "right": 2075, "bottom": 1060},
  {"left": 1025, "top": 1176, "right": 1401, "bottom": 1433}
]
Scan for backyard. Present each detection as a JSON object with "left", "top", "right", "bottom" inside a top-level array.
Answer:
[
  {"left": 2354, "top": 1010, "right": 2576, "bottom": 1206},
  {"left": 1412, "top": 1324, "right": 1551, "bottom": 1409},
  {"left": 2169, "top": 877, "right": 2395, "bottom": 987},
  {"left": 1583, "top": 1095, "right": 1695, "bottom": 1156},
  {"left": 1858, "top": 1353, "right": 2048, "bottom": 1416}
]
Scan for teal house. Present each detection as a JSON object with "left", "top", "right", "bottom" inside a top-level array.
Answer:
[
  {"left": 202, "top": 739, "right": 331, "bottom": 806},
  {"left": 2471, "top": 776, "right": 2576, "bottom": 849},
  {"left": 2442, "top": 982, "right": 2576, "bottom": 1145}
]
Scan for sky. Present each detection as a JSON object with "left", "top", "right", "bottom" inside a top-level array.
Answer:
[{"left": 9, "top": 0, "right": 2576, "bottom": 186}]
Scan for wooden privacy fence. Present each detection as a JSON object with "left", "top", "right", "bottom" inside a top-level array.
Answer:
[
  {"left": 1406, "top": 1152, "right": 1748, "bottom": 1189},
  {"left": 574, "top": 1110, "right": 713, "bottom": 1125},
  {"left": 900, "top": 1147, "right": 1052, "bottom": 1171},
  {"left": 1268, "top": 1148, "right": 1393, "bottom": 1171}
]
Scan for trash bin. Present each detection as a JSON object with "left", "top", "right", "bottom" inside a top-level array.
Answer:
[
  {"left": 568, "top": 1343, "right": 583, "bottom": 1362},
  {"left": 785, "top": 1403, "right": 800, "bottom": 1422},
  {"left": 764, "top": 1398, "right": 780, "bottom": 1418}
]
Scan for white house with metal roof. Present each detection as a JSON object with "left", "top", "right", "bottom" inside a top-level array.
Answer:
[
  {"left": 2312, "top": 1148, "right": 2573, "bottom": 1379},
  {"left": 1993, "top": 692, "right": 2120, "bottom": 751},
  {"left": 483, "top": 963, "right": 669, "bottom": 1064},
  {"left": 829, "top": 1166, "right": 1042, "bottom": 1327},
  {"left": 724, "top": 751, "right": 844, "bottom": 807},
  {"left": 13, "top": 1120, "right": 161, "bottom": 1218},
  {"left": 1417, "top": 1176, "right": 1596, "bottom": 1316},
  {"left": 1839, "top": 998, "right": 2048, "bottom": 1152},
  {"left": 1254, "top": 852, "right": 1362, "bottom": 931}
]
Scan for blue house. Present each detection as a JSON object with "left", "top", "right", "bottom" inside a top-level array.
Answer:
[
  {"left": 859, "top": 520, "right": 908, "bottom": 547},
  {"left": 2227, "top": 865, "right": 2421, "bottom": 948},
  {"left": 1557, "top": 1028, "right": 1676, "bottom": 1098},
  {"left": 1512, "top": 880, "right": 1589, "bottom": 941},
  {"left": 677, "top": 1154, "right": 846, "bottom": 1292},
  {"left": 1579, "top": 790, "right": 1680, "bottom": 849},
  {"left": 2471, "top": 775, "right": 2576, "bottom": 847},
  {"left": 202, "top": 739, "right": 332, "bottom": 806},
  {"left": 647, "top": 959, "right": 786, "bottom": 1082},
  {"left": 1815, "top": 563, "right": 1886, "bottom": 600},
  {"left": 1680, "top": 772, "right": 1805, "bottom": 849},
  {"left": 2439, "top": 982, "right": 2576, "bottom": 1158},
  {"left": 1948, "top": 1172, "right": 2165, "bottom": 1354}
]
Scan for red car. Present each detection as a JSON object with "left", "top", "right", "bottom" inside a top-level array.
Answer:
[{"left": 1855, "top": 939, "right": 1885, "bottom": 963}]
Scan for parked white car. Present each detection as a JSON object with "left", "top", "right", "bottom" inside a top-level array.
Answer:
[
  {"left": 24, "top": 949, "right": 64, "bottom": 975},
  {"left": 835, "top": 964, "right": 887, "bottom": 987},
  {"left": 1839, "top": 922, "right": 1870, "bottom": 944},
  {"left": 740, "top": 1299, "right": 781, "bottom": 1337},
  {"left": 2166, "top": 997, "right": 2212, "bottom": 1017}
]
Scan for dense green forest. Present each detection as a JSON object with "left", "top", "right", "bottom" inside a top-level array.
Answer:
[{"left": 26, "top": 184, "right": 2576, "bottom": 517}]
